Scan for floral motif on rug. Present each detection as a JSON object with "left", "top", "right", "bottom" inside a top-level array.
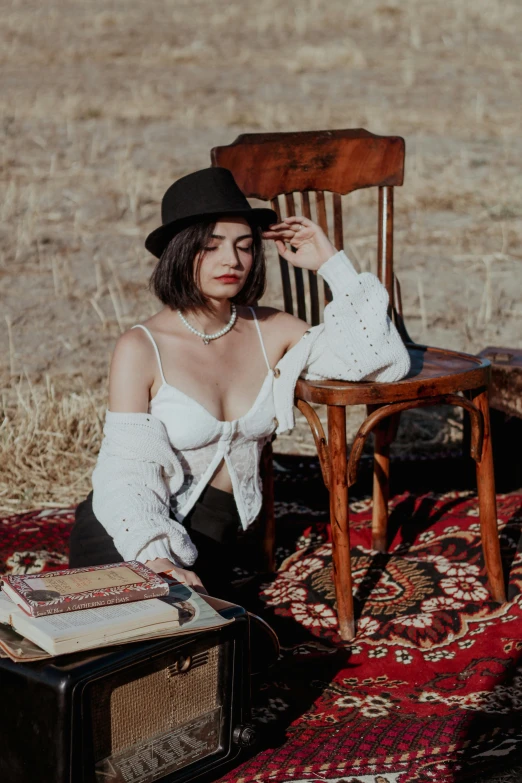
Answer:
[
  {"left": 227, "top": 488, "right": 522, "bottom": 783},
  {"left": 1, "top": 481, "right": 522, "bottom": 782},
  {"left": 0, "top": 507, "right": 73, "bottom": 575}
]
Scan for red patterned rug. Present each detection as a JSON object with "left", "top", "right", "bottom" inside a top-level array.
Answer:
[{"left": 1, "top": 464, "right": 522, "bottom": 783}]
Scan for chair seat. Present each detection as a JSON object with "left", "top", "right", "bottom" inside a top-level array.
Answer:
[{"left": 295, "top": 344, "right": 490, "bottom": 406}]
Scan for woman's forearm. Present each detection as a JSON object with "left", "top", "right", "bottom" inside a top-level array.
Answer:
[
  {"left": 91, "top": 411, "right": 198, "bottom": 565},
  {"left": 92, "top": 454, "right": 198, "bottom": 565},
  {"left": 135, "top": 536, "right": 183, "bottom": 566},
  {"left": 314, "top": 249, "right": 411, "bottom": 382}
]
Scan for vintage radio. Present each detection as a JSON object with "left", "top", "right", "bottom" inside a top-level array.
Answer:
[{"left": 0, "top": 602, "right": 255, "bottom": 783}]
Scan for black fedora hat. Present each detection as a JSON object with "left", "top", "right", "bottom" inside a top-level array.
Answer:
[{"left": 145, "top": 167, "right": 278, "bottom": 259}]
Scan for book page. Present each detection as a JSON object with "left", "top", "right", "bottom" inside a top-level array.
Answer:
[
  {"left": 13, "top": 597, "right": 180, "bottom": 643},
  {"left": 24, "top": 565, "right": 145, "bottom": 596},
  {"left": 0, "top": 587, "right": 232, "bottom": 656},
  {"left": 157, "top": 583, "right": 233, "bottom": 633},
  {"left": 0, "top": 591, "right": 16, "bottom": 624},
  {"left": 0, "top": 622, "right": 51, "bottom": 662}
]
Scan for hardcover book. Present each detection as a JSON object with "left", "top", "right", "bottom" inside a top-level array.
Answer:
[
  {"left": 0, "top": 561, "right": 169, "bottom": 617},
  {"left": 0, "top": 582, "right": 232, "bottom": 657}
]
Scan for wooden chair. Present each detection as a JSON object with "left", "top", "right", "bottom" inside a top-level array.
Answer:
[{"left": 211, "top": 129, "right": 506, "bottom": 641}]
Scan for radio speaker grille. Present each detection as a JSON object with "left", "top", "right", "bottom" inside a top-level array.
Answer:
[{"left": 90, "top": 642, "right": 221, "bottom": 760}]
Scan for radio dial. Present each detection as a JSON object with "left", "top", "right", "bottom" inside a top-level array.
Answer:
[{"left": 233, "top": 724, "right": 257, "bottom": 747}]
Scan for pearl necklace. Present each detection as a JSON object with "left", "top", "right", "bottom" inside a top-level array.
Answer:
[{"left": 178, "top": 305, "right": 237, "bottom": 345}]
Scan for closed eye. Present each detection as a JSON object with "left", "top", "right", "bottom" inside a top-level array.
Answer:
[{"left": 238, "top": 245, "right": 253, "bottom": 252}]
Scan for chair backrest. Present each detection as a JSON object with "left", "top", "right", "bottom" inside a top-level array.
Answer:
[{"left": 211, "top": 129, "right": 405, "bottom": 328}]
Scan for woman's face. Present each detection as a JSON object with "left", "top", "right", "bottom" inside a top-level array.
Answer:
[{"left": 196, "top": 217, "right": 254, "bottom": 301}]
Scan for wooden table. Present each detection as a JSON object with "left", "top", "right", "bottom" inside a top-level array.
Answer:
[{"left": 479, "top": 347, "right": 522, "bottom": 419}]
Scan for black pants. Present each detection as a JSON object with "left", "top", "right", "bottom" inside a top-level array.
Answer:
[{"left": 69, "top": 485, "right": 240, "bottom": 598}]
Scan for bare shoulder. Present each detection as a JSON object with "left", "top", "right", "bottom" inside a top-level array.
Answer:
[
  {"left": 108, "top": 327, "right": 156, "bottom": 413},
  {"left": 252, "top": 306, "right": 310, "bottom": 353},
  {"left": 111, "top": 327, "right": 155, "bottom": 371}
]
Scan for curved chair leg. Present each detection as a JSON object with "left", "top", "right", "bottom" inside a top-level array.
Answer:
[
  {"left": 472, "top": 388, "right": 506, "bottom": 603},
  {"left": 370, "top": 411, "right": 400, "bottom": 553},
  {"left": 328, "top": 405, "right": 355, "bottom": 641},
  {"left": 372, "top": 420, "right": 390, "bottom": 553},
  {"left": 349, "top": 394, "right": 484, "bottom": 488}
]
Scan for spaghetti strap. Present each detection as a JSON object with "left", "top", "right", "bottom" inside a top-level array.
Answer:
[
  {"left": 131, "top": 325, "right": 167, "bottom": 385},
  {"left": 248, "top": 307, "right": 272, "bottom": 372}
]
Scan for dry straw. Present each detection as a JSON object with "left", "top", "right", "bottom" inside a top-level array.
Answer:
[
  {"left": 1, "top": 0, "right": 521, "bottom": 515},
  {"left": 0, "top": 378, "right": 104, "bottom": 515}
]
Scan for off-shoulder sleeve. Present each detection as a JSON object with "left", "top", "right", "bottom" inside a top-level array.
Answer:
[
  {"left": 304, "top": 250, "right": 411, "bottom": 383},
  {"left": 91, "top": 411, "right": 198, "bottom": 566}
]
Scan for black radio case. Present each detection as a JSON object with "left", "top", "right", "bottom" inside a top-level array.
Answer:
[{"left": 0, "top": 603, "right": 254, "bottom": 783}]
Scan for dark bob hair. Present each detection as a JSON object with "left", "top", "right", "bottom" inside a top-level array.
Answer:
[{"left": 148, "top": 218, "right": 266, "bottom": 311}]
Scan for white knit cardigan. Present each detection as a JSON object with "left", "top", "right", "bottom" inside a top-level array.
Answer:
[{"left": 91, "top": 250, "right": 410, "bottom": 565}]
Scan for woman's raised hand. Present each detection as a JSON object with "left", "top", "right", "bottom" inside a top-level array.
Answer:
[{"left": 262, "top": 215, "right": 337, "bottom": 271}]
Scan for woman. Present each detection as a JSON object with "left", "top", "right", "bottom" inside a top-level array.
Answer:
[{"left": 69, "top": 167, "right": 410, "bottom": 597}]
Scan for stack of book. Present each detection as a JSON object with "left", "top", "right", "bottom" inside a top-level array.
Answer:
[{"left": 0, "top": 562, "right": 231, "bottom": 662}]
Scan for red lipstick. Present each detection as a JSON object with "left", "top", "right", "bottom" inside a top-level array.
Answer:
[{"left": 215, "top": 275, "right": 240, "bottom": 284}]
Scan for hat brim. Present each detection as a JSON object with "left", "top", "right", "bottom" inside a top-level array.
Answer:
[{"left": 145, "top": 207, "right": 278, "bottom": 259}]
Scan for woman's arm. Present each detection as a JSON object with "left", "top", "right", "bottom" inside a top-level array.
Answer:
[
  {"left": 262, "top": 215, "right": 337, "bottom": 352},
  {"left": 263, "top": 216, "right": 411, "bottom": 381},
  {"left": 108, "top": 328, "right": 155, "bottom": 413},
  {"left": 94, "top": 330, "right": 205, "bottom": 589}
]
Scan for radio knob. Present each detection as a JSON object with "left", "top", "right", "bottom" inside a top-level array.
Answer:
[{"left": 233, "top": 724, "right": 257, "bottom": 747}]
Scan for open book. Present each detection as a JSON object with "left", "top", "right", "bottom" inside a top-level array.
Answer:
[{"left": 0, "top": 581, "right": 231, "bottom": 657}]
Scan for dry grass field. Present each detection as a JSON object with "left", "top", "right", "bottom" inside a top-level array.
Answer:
[{"left": 1, "top": 0, "right": 521, "bottom": 512}]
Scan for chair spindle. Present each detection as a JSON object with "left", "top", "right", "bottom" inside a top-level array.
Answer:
[
  {"left": 285, "top": 192, "right": 307, "bottom": 322},
  {"left": 301, "top": 192, "right": 320, "bottom": 325},
  {"left": 270, "top": 196, "right": 293, "bottom": 315},
  {"left": 315, "top": 191, "right": 332, "bottom": 304},
  {"left": 377, "top": 186, "right": 395, "bottom": 313},
  {"left": 333, "top": 192, "right": 344, "bottom": 252}
]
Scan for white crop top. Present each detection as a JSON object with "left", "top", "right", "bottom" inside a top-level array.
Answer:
[{"left": 131, "top": 308, "right": 277, "bottom": 535}]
